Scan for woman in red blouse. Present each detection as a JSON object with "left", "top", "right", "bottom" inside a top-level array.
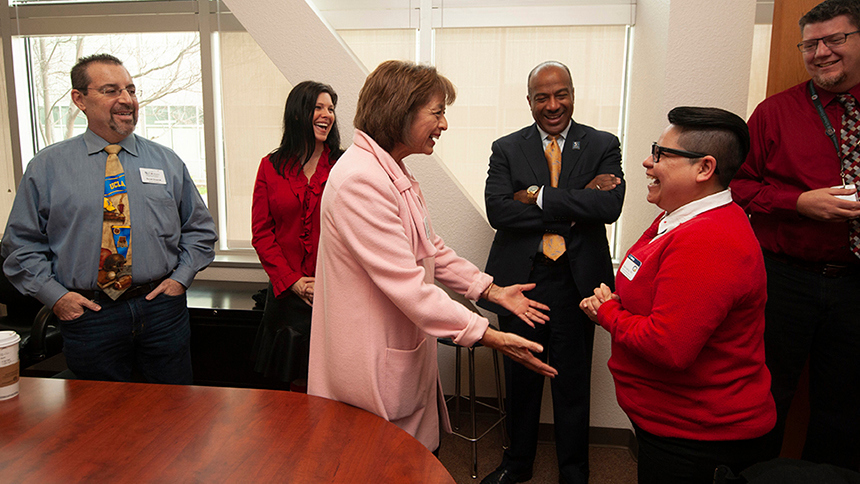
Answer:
[{"left": 251, "top": 81, "right": 343, "bottom": 391}]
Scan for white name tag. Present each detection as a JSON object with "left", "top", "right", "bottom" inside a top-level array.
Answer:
[
  {"left": 619, "top": 254, "right": 641, "bottom": 281},
  {"left": 140, "top": 168, "right": 166, "bottom": 184}
]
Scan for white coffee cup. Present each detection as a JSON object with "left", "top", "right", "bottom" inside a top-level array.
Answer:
[
  {"left": 833, "top": 184, "right": 859, "bottom": 202},
  {"left": 0, "top": 330, "right": 22, "bottom": 400}
]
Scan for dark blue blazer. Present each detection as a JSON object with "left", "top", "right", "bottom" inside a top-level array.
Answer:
[{"left": 479, "top": 121, "right": 625, "bottom": 315}]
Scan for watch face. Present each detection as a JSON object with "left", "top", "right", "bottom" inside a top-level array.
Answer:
[{"left": 528, "top": 185, "right": 539, "bottom": 195}]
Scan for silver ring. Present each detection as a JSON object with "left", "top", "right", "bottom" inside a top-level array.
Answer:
[{"left": 596, "top": 184, "right": 601, "bottom": 190}]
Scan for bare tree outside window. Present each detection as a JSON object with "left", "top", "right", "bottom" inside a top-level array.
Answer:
[{"left": 26, "top": 32, "right": 206, "bottom": 193}]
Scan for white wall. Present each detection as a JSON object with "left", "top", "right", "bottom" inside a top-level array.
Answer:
[{"left": 222, "top": 0, "right": 757, "bottom": 432}]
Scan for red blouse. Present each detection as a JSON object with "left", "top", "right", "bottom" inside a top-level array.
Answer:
[{"left": 251, "top": 147, "right": 333, "bottom": 298}]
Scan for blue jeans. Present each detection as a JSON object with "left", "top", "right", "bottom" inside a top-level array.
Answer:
[
  {"left": 762, "top": 254, "right": 860, "bottom": 470},
  {"left": 60, "top": 292, "right": 193, "bottom": 384}
]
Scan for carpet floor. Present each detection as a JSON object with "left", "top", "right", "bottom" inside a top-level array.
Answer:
[{"left": 438, "top": 412, "right": 638, "bottom": 483}]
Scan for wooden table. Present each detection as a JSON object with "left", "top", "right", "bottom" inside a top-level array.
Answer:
[{"left": 0, "top": 378, "right": 455, "bottom": 483}]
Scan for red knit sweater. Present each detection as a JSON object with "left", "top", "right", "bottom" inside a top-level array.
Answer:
[{"left": 598, "top": 203, "right": 776, "bottom": 440}]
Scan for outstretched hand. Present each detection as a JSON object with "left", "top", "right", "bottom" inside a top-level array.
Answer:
[
  {"left": 480, "top": 327, "right": 557, "bottom": 378},
  {"left": 484, "top": 283, "right": 549, "bottom": 327}
]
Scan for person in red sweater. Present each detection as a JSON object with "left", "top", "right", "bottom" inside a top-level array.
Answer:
[
  {"left": 580, "top": 107, "right": 776, "bottom": 483},
  {"left": 250, "top": 81, "right": 343, "bottom": 391}
]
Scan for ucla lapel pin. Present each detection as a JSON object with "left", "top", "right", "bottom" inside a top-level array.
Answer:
[{"left": 571, "top": 141, "right": 580, "bottom": 150}]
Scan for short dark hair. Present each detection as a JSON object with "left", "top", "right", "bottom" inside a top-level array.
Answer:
[
  {"left": 270, "top": 80, "right": 343, "bottom": 177},
  {"left": 667, "top": 106, "right": 750, "bottom": 189},
  {"left": 71, "top": 53, "right": 124, "bottom": 91},
  {"left": 354, "top": 60, "right": 456, "bottom": 153},
  {"left": 800, "top": 0, "right": 860, "bottom": 31},
  {"left": 527, "top": 61, "right": 573, "bottom": 97}
]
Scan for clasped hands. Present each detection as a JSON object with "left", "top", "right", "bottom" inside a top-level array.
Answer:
[
  {"left": 290, "top": 276, "right": 315, "bottom": 306},
  {"left": 578, "top": 282, "right": 619, "bottom": 323}
]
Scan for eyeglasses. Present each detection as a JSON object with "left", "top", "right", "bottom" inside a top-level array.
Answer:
[
  {"left": 797, "top": 30, "right": 860, "bottom": 53},
  {"left": 80, "top": 86, "right": 140, "bottom": 98},
  {"left": 651, "top": 142, "right": 708, "bottom": 164}
]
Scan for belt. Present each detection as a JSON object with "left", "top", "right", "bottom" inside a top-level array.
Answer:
[
  {"left": 75, "top": 275, "right": 171, "bottom": 302},
  {"left": 763, "top": 250, "right": 860, "bottom": 278},
  {"left": 533, "top": 252, "right": 569, "bottom": 266}
]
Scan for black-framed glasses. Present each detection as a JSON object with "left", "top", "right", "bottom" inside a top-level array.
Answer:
[
  {"left": 80, "top": 86, "right": 140, "bottom": 98},
  {"left": 651, "top": 142, "right": 708, "bottom": 164},
  {"left": 797, "top": 30, "right": 860, "bottom": 53}
]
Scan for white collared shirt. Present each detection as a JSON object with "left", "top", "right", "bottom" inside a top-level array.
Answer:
[
  {"left": 651, "top": 189, "right": 733, "bottom": 243},
  {"left": 535, "top": 122, "right": 572, "bottom": 209}
]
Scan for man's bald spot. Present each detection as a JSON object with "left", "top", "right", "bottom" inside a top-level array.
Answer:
[{"left": 527, "top": 61, "right": 574, "bottom": 97}]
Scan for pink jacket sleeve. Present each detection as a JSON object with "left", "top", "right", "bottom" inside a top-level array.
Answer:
[{"left": 329, "top": 166, "right": 489, "bottom": 347}]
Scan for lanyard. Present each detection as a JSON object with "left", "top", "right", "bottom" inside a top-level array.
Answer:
[{"left": 808, "top": 80, "right": 841, "bottom": 155}]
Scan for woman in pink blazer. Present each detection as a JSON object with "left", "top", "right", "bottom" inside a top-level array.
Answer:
[{"left": 308, "top": 60, "right": 557, "bottom": 453}]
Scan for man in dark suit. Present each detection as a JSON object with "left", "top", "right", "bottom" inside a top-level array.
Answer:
[{"left": 478, "top": 61, "right": 625, "bottom": 484}]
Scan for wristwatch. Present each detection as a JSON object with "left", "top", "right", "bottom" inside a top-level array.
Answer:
[{"left": 526, "top": 185, "right": 540, "bottom": 205}]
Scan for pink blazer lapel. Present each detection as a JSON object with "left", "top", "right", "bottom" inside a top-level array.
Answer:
[{"left": 353, "top": 130, "right": 437, "bottom": 263}]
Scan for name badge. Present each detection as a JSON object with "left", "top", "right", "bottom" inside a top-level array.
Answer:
[
  {"left": 619, "top": 254, "right": 641, "bottom": 281},
  {"left": 140, "top": 168, "right": 166, "bottom": 184}
]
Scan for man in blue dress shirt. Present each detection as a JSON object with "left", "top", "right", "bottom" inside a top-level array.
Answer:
[{"left": 1, "top": 54, "right": 217, "bottom": 384}]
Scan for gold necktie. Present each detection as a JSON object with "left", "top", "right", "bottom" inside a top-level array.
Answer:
[
  {"left": 99, "top": 144, "right": 132, "bottom": 299},
  {"left": 542, "top": 135, "right": 566, "bottom": 260}
]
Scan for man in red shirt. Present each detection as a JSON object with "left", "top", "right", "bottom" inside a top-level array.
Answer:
[{"left": 732, "top": 0, "right": 860, "bottom": 470}]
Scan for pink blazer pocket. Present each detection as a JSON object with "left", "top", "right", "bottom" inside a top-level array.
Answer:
[{"left": 380, "top": 338, "right": 432, "bottom": 422}]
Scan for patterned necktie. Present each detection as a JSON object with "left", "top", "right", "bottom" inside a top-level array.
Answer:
[
  {"left": 837, "top": 94, "right": 860, "bottom": 259},
  {"left": 99, "top": 144, "right": 133, "bottom": 299},
  {"left": 542, "top": 135, "right": 566, "bottom": 260}
]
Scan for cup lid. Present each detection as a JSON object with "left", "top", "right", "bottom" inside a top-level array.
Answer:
[{"left": 0, "top": 330, "right": 21, "bottom": 347}]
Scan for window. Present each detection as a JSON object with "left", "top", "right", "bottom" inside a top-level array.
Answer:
[
  {"left": 432, "top": 26, "right": 628, "bottom": 207},
  {"left": 748, "top": 23, "right": 772, "bottom": 117},
  {"left": 331, "top": 11, "right": 631, "bottom": 257},
  {"left": 10, "top": 0, "right": 159, "bottom": 4},
  {"left": 20, "top": 33, "right": 205, "bottom": 192},
  {"left": 0, "top": 0, "right": 634, "bottom": 258},
  {"left": 216, "top": 31, "right": 292, "bottom": 249}
]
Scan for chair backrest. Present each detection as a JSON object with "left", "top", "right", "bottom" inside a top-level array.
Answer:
[
  {"left": 27, "top": 306, "right": 58, "bottom": 361},
  {"left": 0, "top": 250, "right": 61, "bottom": 368}
]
